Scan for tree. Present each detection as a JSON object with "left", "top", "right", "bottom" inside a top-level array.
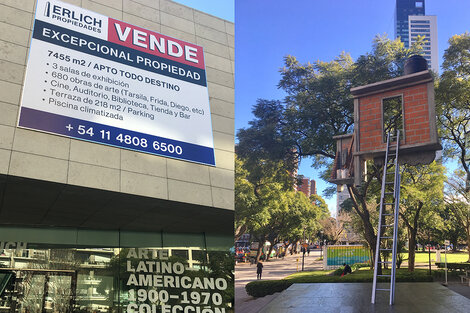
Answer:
[
  {"left": 436, "top": 33, "right": 470, "bottom": 185},
  {"left": 319, "top": 216, "right": 345, "bottom": 245},
  {"left": 238, "top": 35, "right": 426, "bottom": 270},
  {"left": 235, "top": 155, "right": 326, "bottom": 261},
  {"left": 435, "top": 33, "right": 470, "bottom": 261},
  {"left": 399, "top": 162, "right": 445, "bottom": 271},
  {"left": 437, "top": 203, "right": 466, "bottom": 251},
  {"left": 277, "top": 35, "right": 425, "bottom": 271},
  {"left": 444, "top": 170, "right": 470, "bottom": 261}
]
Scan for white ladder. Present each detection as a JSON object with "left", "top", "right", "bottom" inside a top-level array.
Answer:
[{"left": 371, "top": 131, "right": 401, "bottom": 305}]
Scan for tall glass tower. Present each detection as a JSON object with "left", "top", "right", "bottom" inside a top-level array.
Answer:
[{"left": 395, "top": 0, "right": 425, "bottom": 48}]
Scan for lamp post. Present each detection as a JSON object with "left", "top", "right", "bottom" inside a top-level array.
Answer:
[
  {"left": 302, "top": 226, "right": 306, "bottom": 271},
  {"left": 320, "top": 231, "right": 324, "bottom": 259}
]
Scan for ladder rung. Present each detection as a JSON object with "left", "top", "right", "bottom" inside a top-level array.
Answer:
[
  {"left": 382, "top": 225, "right": 393, "bottom": 227},
  {"left": 386, "top": 172, "right": 395, "bottom": 175},
  {"left": 381, "top": 237, "right": 393, "bottom": 239},
  {"left": 384, "top": 203, "right": 394, "bottom": 205},
  {"left": 380, "top": 248, "right": 392, "bottom": 251},
  {"left": 376, "top": 288, "right": 391, "bottom": 291},
  {"left": 383, "top": 213, "right": 394, "bottom": 216},
  {"left": 384, "top": 192, "right": 394, "bottom": 195},
  {"left": 385, "top": 182, "right": 394, "bottom": 184},
  {"left": 377, "top": 274, "right": 391, "bottom": 277}
]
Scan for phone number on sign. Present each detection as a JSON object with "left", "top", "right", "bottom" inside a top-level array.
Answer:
[{"left": 69, "top": 124, "right": 183, "bottom": 155}]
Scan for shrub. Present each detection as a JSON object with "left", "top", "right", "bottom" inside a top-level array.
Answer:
[
  {"left": 332, "top": 263, "right": 369, "bottom": 275},
  {"left": 246, "top": 269, "right": 434, "bottom": 298},
  {"left": 435, "top": 262, "right": 470, "bottom": 272},
  {"left": 332, "top": 268, "right": 343, "bottom": 276},
  {"left": 351, "top": 263, "right": 369, "bottom": 271},
  {"left": 245, "top": 280, "right": 293, "bottom": 298}
]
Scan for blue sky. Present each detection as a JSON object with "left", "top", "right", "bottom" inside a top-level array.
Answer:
[
  {"left": 235, "top": 0, "right": 470, "bottom": 215},
  {"left": 178, "top": 0, "right": 470, "bottom": 215},
  {"left": 173, "top": 0, "right": 234, "bottom": 22}
]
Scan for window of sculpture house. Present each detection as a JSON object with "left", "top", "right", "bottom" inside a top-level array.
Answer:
[{"left": 382, "top": 95, "right": 404, "bottom": 142}]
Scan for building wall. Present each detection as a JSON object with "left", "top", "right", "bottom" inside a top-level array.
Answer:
[
  {"left": 297, "top": 177, "right": 310, "bottom": 198},
  {"left": 0, "top": 0, "right": 234, "bottom": 210},
  {"left": 395, "top": 0, "right": 425, "bottom": 48},
  {"left": 310, "top": 179, "right": 316, "bottom": 195},
  {"left": 358, "top": 83, "right": 430, "bottom": 152},
  {"left": 408, "top": 15, "right": 438, "bottom": 73}
]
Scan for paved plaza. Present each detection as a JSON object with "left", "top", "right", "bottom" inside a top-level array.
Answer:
[
  {"left": 235, "top": 250, "right": 470, "bottom": 312},
  {"left": 259, "top": 282, "right": 470, "bottom": 313}
]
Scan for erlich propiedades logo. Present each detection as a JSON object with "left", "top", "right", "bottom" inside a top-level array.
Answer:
[{"left": 44, "top": 1, "right": 103, "bottom": 33}]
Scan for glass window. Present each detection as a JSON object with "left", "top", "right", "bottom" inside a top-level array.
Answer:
[{"left": 0, "top": 228, "right": 234, "bottom": 313}]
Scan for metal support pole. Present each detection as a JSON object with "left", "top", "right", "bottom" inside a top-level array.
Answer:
[
  {"left": 428, "top": 245, "right": 432, "bottom": 276},
  {"left": 302, "top": 251, "right": 305, "bottom": 271},
  {"left": 445, "top": 245, "right": 448, "bottom": 285}
]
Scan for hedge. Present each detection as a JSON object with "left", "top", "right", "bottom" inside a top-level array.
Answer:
[
  {"left": 435, "top": 262, "right": 470, "bottom": 271},
  {"left": 245, "top": 280, "right": 293, "bottom": 298},
  {"left": 245, "top": 268, "right": 433, "bottom": 298}
]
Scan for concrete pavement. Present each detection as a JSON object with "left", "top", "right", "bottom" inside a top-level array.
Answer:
[
  {"left": 235, "top": 249, "right": 470, "bottom": 312},
  {"left": 259, "top": 282, "right": 470, "bottom": 313},
  {"left": 235, "top": 250, "right": 323, "bottom": 313}
]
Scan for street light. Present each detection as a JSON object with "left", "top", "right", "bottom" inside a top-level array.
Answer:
[
  {"left": 320, "top": 231, "right": 324, "bottom": 259},
  {"left": 302, "top": 226, "right": 307, "bottom": 271}
]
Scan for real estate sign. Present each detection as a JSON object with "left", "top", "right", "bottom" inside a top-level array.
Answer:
[{"left": 19, "top": 0, "right": 215, "bottom": 165}]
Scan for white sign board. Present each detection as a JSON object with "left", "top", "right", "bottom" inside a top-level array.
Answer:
[{"left": 19, "top": 0, "right": 215, "bottom": 165}]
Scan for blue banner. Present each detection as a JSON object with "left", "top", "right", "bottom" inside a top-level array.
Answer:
[{"left": 19, "top": 107, "right": 215, "bottom": 165}]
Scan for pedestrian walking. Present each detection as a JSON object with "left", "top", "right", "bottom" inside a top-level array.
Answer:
[{"left": 256, "top": 261, "right": 263, "bottom": 279}]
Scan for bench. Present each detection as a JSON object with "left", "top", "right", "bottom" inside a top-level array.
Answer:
[{"left": 459, "top": 270, "right": 470, "bottom": 286}]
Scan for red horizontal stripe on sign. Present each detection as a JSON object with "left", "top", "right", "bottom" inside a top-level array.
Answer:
[{"left": 108, "top": 18, "right": 205, "bottom": 69}]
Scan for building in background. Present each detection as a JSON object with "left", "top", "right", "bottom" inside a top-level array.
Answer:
[
  {"left": 395, "top": 0, "right": 438, "bottom": 73},
  {"left": 296, "top": 177, "right": 317, "bottom": 198},
  {"left": 408, "top": 15, "right": 438, "bottom": 72},
  {"left": 336, "top": 186, "right": 350, "bottom": 218},
  {"left": 395, "top": 0, "right": 425, "bottom": 49}
]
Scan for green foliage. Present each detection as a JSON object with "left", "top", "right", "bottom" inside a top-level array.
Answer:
[
  {"left": 245, "top": 280, "right": 293, "bottom": 298},
  {"left": 399, "top": 162, "right": 446, "bottom": 270},
  {"left": 444, "top": 169, "right": 470, "bottom": 261},
  {"left": 436, "top": 33, "right": 470, "bottom": 171},
  {"left": 235, "top": 155, "right": 328, "bottom": 247}
]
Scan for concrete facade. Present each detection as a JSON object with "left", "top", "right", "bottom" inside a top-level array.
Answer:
[
  {"left": 0, "top": 0, "right": 234, "bottom": 235},
  {"left": 408, "top": 15, "right": 438, "bottom": 73}
]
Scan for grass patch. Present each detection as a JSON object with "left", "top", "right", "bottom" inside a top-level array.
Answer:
[
  {"left": 245, "top": 268, "right": 434, "bottom": 298},
  {"left": 401, "top": 251, "right": 469, "bottom": 263},
  {"left": 285, "top": 268, "right": 433, "bottom": 283}
]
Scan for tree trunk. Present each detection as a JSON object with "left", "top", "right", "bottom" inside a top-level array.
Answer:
[
  {"left": 266, "top": 244, "right": 274, "bottom": 261},
  {"left": 255, "top": 240, "right": 264, "bottom": 263},
  {"left": 347, "top": 185, "right": 381, "bottom": 274},
  {"left": 408, "top": 228, "right": 417, "bottom": 272}
]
